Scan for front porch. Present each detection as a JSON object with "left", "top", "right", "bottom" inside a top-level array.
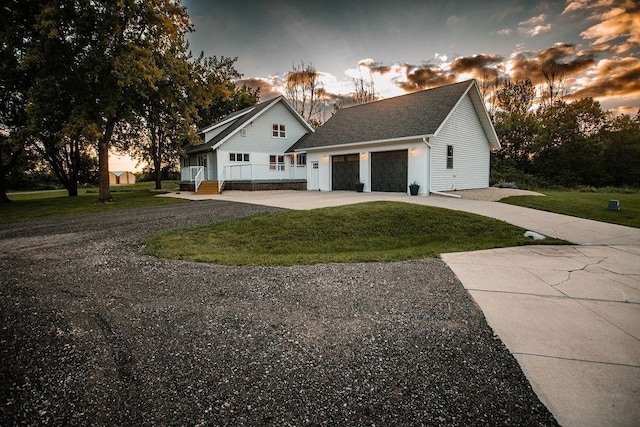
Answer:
[{"left": 180, "top": 164, "right": 307, "bottom": 193}]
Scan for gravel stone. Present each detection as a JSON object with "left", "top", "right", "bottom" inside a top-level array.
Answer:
[{"left": 0, "top": 200, "right": 558, "bottom": 426}]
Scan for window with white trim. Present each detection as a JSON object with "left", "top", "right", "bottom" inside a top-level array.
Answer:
[
  {"left": 297, "top": 153, "right": 306, "bottom": 166},
  {"left": 269, "top": 154, "right": 285, "bottom": 171},
  {"left": 446, "top": 145, "right": 454, "bottom": 169},
  {"left": 272, "top": 123, "right": 286, "bottom": 138},
  {"left": 229, "top": 153, "right": 249, "bottom": 162}
]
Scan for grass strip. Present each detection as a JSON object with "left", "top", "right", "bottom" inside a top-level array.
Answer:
[
  {"left": 1, "top": 183, "right": 185, "bottom": 223},
  {"left": 145, "top": 201, "right": 565, "bottom": 266},
  {"left": 500, "top": 190, "right": 640, "bottom": 228}
]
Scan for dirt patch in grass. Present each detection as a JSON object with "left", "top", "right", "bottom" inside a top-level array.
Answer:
[{"left": 441, "top": 187, "right": 544, "bottom": 201}]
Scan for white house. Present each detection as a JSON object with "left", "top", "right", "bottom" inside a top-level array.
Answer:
[
  {"left": 289, "top": 79, "right": 500, "bottom": 195},
  {"left": 181, "top": 80, "right": 499, "bottom": 195},
  {"left": 181, "top": 96, "right": 314, "bottom": 193}
]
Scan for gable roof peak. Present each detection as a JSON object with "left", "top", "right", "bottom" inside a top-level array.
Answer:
[{"left": 187, "top": 95, "right": 313, "bottom": 154}]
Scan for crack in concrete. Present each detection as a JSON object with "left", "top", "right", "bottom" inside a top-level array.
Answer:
[{"left": 552, "top": 256, "right": 608, "bottom": 289}]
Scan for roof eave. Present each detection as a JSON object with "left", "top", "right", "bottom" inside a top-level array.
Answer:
[
  {"left": 294, "top": 134, "right": 431, "bottom": 152},
  {"left": 198, "top": 108, "right": 255, "bottom": 135}
]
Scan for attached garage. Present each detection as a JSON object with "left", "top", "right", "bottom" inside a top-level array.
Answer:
[
  {"left": 371, "top": 150, "right": 408, "bottom": 192},
  {"left": 332, "top": 154, "right": 359, "bottom": 190},
  {"left": 292, "top": 80, "right": 500, "bottom": 195}
]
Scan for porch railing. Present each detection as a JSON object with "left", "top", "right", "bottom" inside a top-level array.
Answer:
[
  {"left": 181, "top": 166, "right": 206, "bottom": 192},
  {"left": 217, "top": 170, "right": 225, "bottom": 193},
  {"left": 181, "top": 166, "right": 205, "bottom": 182},
  {"left": 221, "top": 164, "right": 306, "bottom": 181},
  {"left": 194, "top": 167, "right": 204, "bottom": 192}
]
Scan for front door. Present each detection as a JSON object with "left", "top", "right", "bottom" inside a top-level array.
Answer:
[
  {"left": 196, "top": 153, "right": 208, "bottom": 181},
  {"left": 310, "top": 161, "right": 319, "bottom": 190}
]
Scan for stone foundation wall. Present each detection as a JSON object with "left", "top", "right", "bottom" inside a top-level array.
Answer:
[
  {"left": 224, "top": 181, "right": 307, "bottom": 191},
  {"left": 180, "top": 182, "right": 195, "bottom": 191}
]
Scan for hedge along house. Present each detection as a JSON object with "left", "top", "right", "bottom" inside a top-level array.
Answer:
[
  {"left": 181, "top": 96, "right": 314, "bottom": 194},
  {"left": 289, "top": 79, "right": 500, "bottom": 195}
]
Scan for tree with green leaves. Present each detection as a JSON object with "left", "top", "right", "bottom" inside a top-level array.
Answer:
[
  {"left": 128, "top": 30, "right": 200, "bottom": 190},
  {"left": 0, "top": 0, "right": 39, "bottom": 203},
  {"left": 600, "top": 112, "right": 640, "bottom": 186},
  {"left": 8, "top": 0, "right": 195, "bottom": 202},
  {"left": 195, "top": 56, "right": 260, "bottom": 129},
  {"left": 128, "top": 52, "right": 259, "bottom": 189},
  {"left": 24, "top": 0, "right": 96, "bottom": 197},
  {"left": 533, "top": 98, "right": 607, "bottom": 186},
  {"left": 86, "top": 0, "right": 195, "bottom": 202},
  {"left": 492, "top": 78, "right": 537, "bottom": 172}
]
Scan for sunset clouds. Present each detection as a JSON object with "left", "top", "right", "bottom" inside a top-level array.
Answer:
[
  {"left": 185, "top": 0, "right": 640, "bottom": 115},
  {"left": 517, "top": 14, "right": 552, "bottom": 37}
]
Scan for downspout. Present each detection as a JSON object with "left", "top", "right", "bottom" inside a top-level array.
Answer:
[
  {"left": 422, "top": 136, "right": 432, "bottom": 196},
  {"left": 423, "top": 136, "right": 461, "bottom": 199}
]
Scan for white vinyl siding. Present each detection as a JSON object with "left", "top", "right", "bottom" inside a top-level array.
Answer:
[
  {"left": 217, "top": 101, "right": 311, "bottom": 181},
  {"left": 430, "top": 94, "right": 491, "bottom": 191},
  {"left": 222, "top": 102, "right": 308, "bottom": 154}
]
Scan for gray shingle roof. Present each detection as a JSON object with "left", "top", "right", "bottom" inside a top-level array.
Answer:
[{"left": 290, "top": 80, "right": 479, "bottom": 151}]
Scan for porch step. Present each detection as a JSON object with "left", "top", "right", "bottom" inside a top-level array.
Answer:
[{"left": 196, "top": 181, "right": 220, "bottom": 195}]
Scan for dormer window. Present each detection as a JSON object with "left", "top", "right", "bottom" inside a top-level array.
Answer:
[{"left": 272, "top": 123, "right": 286, "bottom": 138}]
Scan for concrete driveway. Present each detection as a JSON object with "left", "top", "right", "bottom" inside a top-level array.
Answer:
[{"left": 163, "top": 190, "right": 640, "bottom": 426}]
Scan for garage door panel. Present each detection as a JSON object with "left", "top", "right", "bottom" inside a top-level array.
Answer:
[
  {"left": 332, "top": 154, "right": 359, "bottom": 190},
  {"left": 371, "top": 150, "right": 408, "bottom": 192}
]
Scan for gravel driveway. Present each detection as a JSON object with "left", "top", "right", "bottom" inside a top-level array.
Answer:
[{"left": 0, "top": 200, "right": 557, "bottom": 426}]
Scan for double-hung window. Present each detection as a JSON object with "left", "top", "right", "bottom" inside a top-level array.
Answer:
[
  {"left": 446, "top": 145, "right": 454, "bottom": 169},
  {"left": 272, "top": 123, "right": 286, "bottom": 138},
  {"left": 269, "top": 155, "right": 285, "bottom": 171}
]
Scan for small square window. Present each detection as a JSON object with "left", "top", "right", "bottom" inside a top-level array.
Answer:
[
  {"left": 272, "top": 123, "right": 286, "bottom": 138},
  {"left": 229, "top": 153, "right": 236, "bottom": 161},
  {"left": 243, "top": 153, "right": 250, "bottom": 162}
]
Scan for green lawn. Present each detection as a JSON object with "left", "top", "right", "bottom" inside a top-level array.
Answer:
[
  {"left": 1, "top": 181, "right": 185, "bottom": 223},
  {"left": 500, "top": 190, "right": 640, "bottom": 228},
  {"left": 145, "top": 201, "right": 566, "bottom": 266}
]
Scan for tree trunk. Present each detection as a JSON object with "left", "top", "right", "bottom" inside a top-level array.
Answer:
[
  {"left": 154, "top": 131, "right": 163, "bottom": 190},
  {"left": 68, "top": 139, "right": 80, "bottom": 197},
  {"left": 0, "top": 171, "right": 10, "bottom": 204},
  {"left": 0, "top": 142, "right": 21, "bottom": 204},
  {"left": 98, "top": 120, "right": 116, "bottom": 202},
  {"left": 68, "top": 184, "right": 79, "bottom": 197}
]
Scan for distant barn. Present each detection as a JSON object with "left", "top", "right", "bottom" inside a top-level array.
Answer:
[{"left": 109, "top": 171, "right": 136, "bottom": 185}]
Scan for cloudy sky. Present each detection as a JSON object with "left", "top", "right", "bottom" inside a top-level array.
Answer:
[
  {"left": 183, "top": 0, "right": 639, "bottom": 114},
  {"left": 112, "top": 0, "right": 639, "bottom": 170}
]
